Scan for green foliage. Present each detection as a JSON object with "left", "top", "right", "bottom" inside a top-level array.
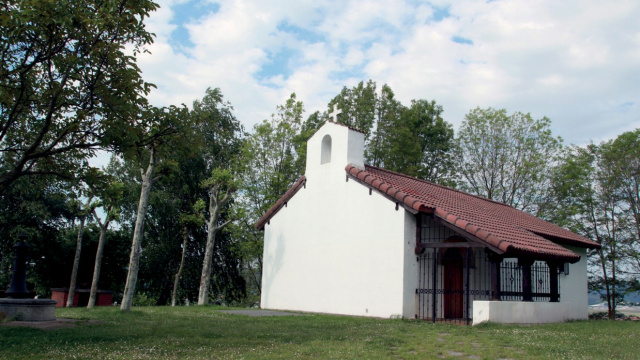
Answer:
[
  {"left": 201, "top": 168, "right": 236, "bottom": 192},
  {"left": 329, "top": 81, "right": 457, "bottom": 185},
  {"left": 112, "top": 87, "right": 245, "bottom": 306},
  {"left": 377, "top": 98, "right": 457, "bottom": 186},
  {"left": 0, "top": 175, "right": 72, "bottom": 293},
  {"left": 457, "top": 107, "right": 563, "bottom": 213},
  {"left": 329, "top": 80, "right": 377, "bottom": 139},
  {"left": 548, "top": 130, "right": 640, "bottom": 318},
  {"left": 238, "top": 93, "right": 306, "bottom": 213},
  {"left": 0, "top": 0, "right": 158, "bottom": 192},
  {"left": 191, "top": 87, "right": 245, "bottom": 168},
  {"left": 132, "top": 293, "right": 157, "bottom": 307}
]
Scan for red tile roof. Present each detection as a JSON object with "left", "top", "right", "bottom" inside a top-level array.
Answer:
[
  {"left": 254, "top": 161, "right": 600, "bottom": 262},
  {"left": 347, "top": 165, "right": 600, "bottom": 262}
]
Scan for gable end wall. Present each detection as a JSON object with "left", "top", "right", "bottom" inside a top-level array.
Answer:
[{"left": 261, "top": 124, "right": 416, "bottom": 318}]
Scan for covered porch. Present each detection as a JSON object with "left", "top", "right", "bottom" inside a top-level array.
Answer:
[{"left": 414, "top": 213, "right": 572, "bottom": 325}]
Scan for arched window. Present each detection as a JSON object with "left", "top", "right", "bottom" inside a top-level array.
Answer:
[{"left": 321, "top": 134, "right": 332, "bottom": 164}]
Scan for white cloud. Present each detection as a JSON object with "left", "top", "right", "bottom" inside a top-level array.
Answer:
[{"left": 135, "top": 0, "right": 640, "bottom": 144}]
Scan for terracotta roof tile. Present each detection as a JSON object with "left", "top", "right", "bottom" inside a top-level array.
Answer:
[
  {"left": 254, "top": 161, "right": 600, "bottom": 263},
  {"left": 346, "top": 164, "right": 601, "bottom": 262}
]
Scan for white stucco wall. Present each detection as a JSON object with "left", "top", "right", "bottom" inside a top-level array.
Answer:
[
  {"left": 260, "top": 122, "right": 417, "bottom": 318},
  {"left": 473, "top": 301, "right": 571, "bottom": 325},
  {"left": 559, "top": 245, "right": 589, "bottom": 320}
]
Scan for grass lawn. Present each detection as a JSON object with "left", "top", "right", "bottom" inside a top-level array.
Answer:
[{"left": 0, "top": 306, "right": 637, "bottom": 359}]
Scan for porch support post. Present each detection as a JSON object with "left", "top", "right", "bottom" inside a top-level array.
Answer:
[
  {"left": 431, "top": 248, "right": 437, "bottom": 323},
  {"left": 465, "top": 247, "right": 471, "bottom": 325},
  {"left": 519, "top": 258, "right": 534, "bottom": 302},
  {"left": 414, "top": 214, "right": 424, "bottom": 254},
  {"left": 547, "top": 261, "right": 560, "bottom": 303},
  {"left": 487, "top": 252, "right": 502, "bottom": 301}
]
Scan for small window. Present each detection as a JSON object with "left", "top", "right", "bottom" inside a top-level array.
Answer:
[{"left": 321, "top": 134, "right": 332, "bottom": 164}]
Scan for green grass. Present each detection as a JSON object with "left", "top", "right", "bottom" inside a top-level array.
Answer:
[{"left": 0, "top": 307, "right": 637, "bottom": 359}]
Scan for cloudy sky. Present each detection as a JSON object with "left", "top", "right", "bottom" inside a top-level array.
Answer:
[{"left": 136, "top": 0, "right": 640, "bottom": 146}]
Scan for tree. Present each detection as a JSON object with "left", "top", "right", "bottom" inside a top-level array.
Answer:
[
  {"left": 549, "top": 138, "right": 639, "bottom": 319},
  {"left": 234, "top": 94, "right": 306, "bottom": 303},
  {"left": 117, "top": 88, "right": 243, "bottom": 307},
  {"left": 87, "top": 173, "right": 123, "bottom": 309},
  {"left": 0, "top": 0, "right": 158, "bottom": 193},
  {"left": 367, "top": 84, "right": 402, "bottom": 167},
  {"left": 66, "top": 196, "right": 94, "bottom": 308},
  {"left": 120, "top": 105, "right": 188, "bottom": 311},
  {"left": 457, "top": 107, "right": 562, "bottom": 213},
  {"left": 171, "top": 200, "right": 204, "bottom": 306},
  {"left": 328, "top": 80, "right": 377, "bottom": 139},
  {"left": 191, "top": 88, "right": 244, "bottom": 167},
  {"left": 601, "top": 129, "right": 640, "bottom": 276},
  {"left": 378, "top": 99, "right": 457, "bottom": 186},
  {"left": 187, "top": 87, "right": 244, "bottom": 306},
  {"left": 328, "top": 82, "right": 457, "bottom": 185},
  {"left": 197, "top": 169, "right": 236, "bottom": 305},
  {"left": 239, "top": 94, "right": 305, "bottom": 210}
]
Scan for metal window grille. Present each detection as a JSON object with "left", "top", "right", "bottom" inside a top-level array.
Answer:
[{"left": 415, "top": 214, "right": 559, "bottom": 325}]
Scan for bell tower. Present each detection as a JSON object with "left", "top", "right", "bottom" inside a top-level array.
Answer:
[{"left": 305, "top": 116, "right": 365, "bottom": 183}]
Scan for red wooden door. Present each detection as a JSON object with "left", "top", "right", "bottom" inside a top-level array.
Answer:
[{"left": 444, "top": 248, "right": 463, "bottom": 319}]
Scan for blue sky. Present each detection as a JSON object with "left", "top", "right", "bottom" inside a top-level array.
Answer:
[{"left": 134, "top": 0, "right": 640, "bottom": 146}]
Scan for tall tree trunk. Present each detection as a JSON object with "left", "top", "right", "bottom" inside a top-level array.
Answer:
[
  {"left": 197, "top": 185, "right": 232, "bottom": 305},
  {"left": 67, "top": 216, "right": 86, "bottom": 308},
  {"left": 121, "top": 148, "right": 159, "bottom": 311},
  {"left": 599, "top": 248, "right": 613, "bottom": 319},
  {"left": 87, "top": 212, "right": 111, "bottom": 309},
  {"left": 198, "top": 224, "right": 218, "bottom": 305},
  {"left": 171, "top": 227, "right": 190, "bottom": 306}
]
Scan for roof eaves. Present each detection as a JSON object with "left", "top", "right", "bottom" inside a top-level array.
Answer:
[
  {"left": 345, "top": 164, "right": 434, "bottom": 215},
  {"left": 433, "top": 209, "right": 506, "bottom": 255},
  {"left": 505, "top": 245, "right": 582, "bottom": 263},
  {"left": 364, "top": 164, "right": 513, "bottom": 208},
  {"left": 255, "top": 175, "right": 307, "bottom": 230},
  {"left": 526, "top": 229, "right": 601, "bottom": 250},
  {"left": 433, "top": 208, "right": 581, "bottom": 262}
]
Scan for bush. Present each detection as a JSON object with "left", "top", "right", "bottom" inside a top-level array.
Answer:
[{"left": 132, "top": 293, "right": 157, "bottom": 306}]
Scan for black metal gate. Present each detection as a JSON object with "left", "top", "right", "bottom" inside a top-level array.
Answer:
[
  {"left": 415, "top": 247, "right": 491, "bottom": 325},
  {"left": 416, "top": 250, "right": 559, "bottom": 324}
]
